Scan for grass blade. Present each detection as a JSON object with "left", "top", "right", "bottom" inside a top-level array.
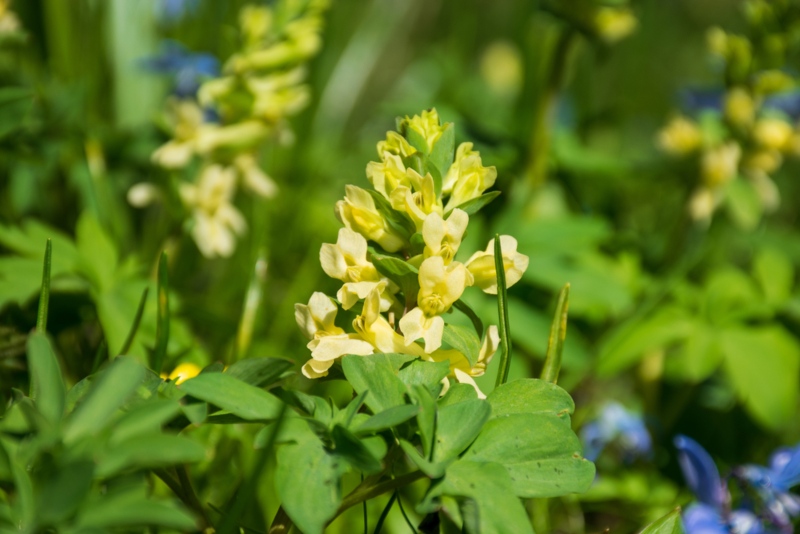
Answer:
[
  {"left": 235, "top": 251, "right": 268, "bottom": 361},
  {"left": 119, "top": 287, "right": 149, "bottom": 356},
  {"left": 541, "top": 283, "right": 570, "bottom": 384},
  {"left": 153, "top": 251, "right": 169, "bottom": 375},
  {"left": 36, "top": 239, "right": 52, "bottom": 332},
  {"left": 494, "top": 235, "right": 513, "bottom": 387}
]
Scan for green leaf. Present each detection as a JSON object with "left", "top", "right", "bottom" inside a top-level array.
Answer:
[
  {"left": 726, "top": 178, "right": 763, "bottom": 231},
  {"left": 638, "top": 507, "right": 684, "bottom": 534},
  {"left": 225, "top": 357, "right": 294, "bottom": 388},
  {"left": 433, "top": 399, "right": 491, "bottom": 463},
  {"left": 400, "top": 439, "right": 446, "bottom": 478},
  {"left": 35, "top": 460, "right": 94, "bottom": 524},
  {"left": 153, "top": 251, "right": 170, "bottom": 375},
  {"left": 36, "top": 239, "right": 51, "bottom": 332},
  {"left": 276, "top": 432, "right": 345, "bottom": 534},
  {"left": 27, "top": 332, "right": 65, "bottom": 423},
  {"left": 96, "top": 433, "right": 205, "bottom": 477},
  {"left": 424, "top": 460, "right": 533, "bottom": 534},
  {"left": 370, "top": 253, "right": 420, "bottom": 305},
  {"left": 665, "top": 324, "right": 722, "bottom": 383},
  {"left": 427, "top": 122, "right": 455, "bottom": 197},
  {"left": 753, "top": 247, "right": 793, "bottom": 306},
  {"left": 118, "top": 287, "right": 149, "bottom": 356},
  {"left": 109, "top": 399, "right": 181, "bottom": 445},
  {"left": 453, "top": 299, "right": 484, "bottom": 339},
  {"left": 462, "top": 412, "right": 595, "bottom": 497},
  {"left": 75, "top": 213, "right": 119, "bottom": 292},
  {"left": 409, "top": 384, "right": 437, "bottom": 459},
  {"left": 397, "top": 359, "right": 450, "bottom": 392},
  {"left": 353, "top": 405, "right": 420, "bottom": 436},
  {"left": 64, "top": 356, "right": 144, "bottom": 443},
  {"left": 178, "top": 372, "right": 283, "bottom": 421},
  {"left": 438, "top": 383, "right": 478, "bottom": 407},
  {"left": 447, "top": 191, "right": 501, "bottom": 217},
  {"left": 494, "top": 234, "right": 513, "bottom": 387},
  {"left": 541, "top": 283, "right": 570, "bottom": 384},
  {"left": 77, "top": 493, "right": 197, "bottom": 529},
  {"left": 342, "top": 354, "right": 412, "bottom": 414},
  {"left": 331, "top": 424, "right": 383, "bottom": 474},
  {"left": 442, "top": 324, "right": 481, "bottom": 368},
  {"left": 404, "top": 125, "right": 429, "bottom": 156},
  {"left": 366, "top": 189, "right": 416, "bottom": 238},
  {"left": 487, "top": 379, "right": 575, "bottom": 419},
  {"left": 720, "top": 326, "right": 800, "bottom": 430}
]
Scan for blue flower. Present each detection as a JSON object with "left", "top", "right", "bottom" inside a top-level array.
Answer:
[
  {"left": 675, "top": 435, "right": 771, "bottom": 534},
  {"left": 580, "top": 402, "right": 652, "bottom": 462},
  {"left": 157, "top": 0, "right": 200, "bottom": 23},
  {"left": 142, "top": 40, "right": 219, "bottom": 98},
  {"left": 735, "top": 443, "right": 800, "bottom": 533}
]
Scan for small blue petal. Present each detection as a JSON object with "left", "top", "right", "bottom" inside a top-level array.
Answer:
[
  {"left": 683, "top": 503, "right": 729, "bottom": 534},
  {"left": 763, "top": 92, "right": 800, "bottom": 120},
  {"left": 768, "top": 444, "right": 800, "bottom": 491},
  {"left": 580, "top": 421, "right": 606, "bottom": 462},
  {"left": 729, "top": 509, "right": 766, "bottom": 534},
  {"left": 675, "top": 435, "right": 727, "bottom": 508}
]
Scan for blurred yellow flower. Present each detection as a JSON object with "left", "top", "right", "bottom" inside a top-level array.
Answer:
[
  {"left": 724, "top": 88, "right": 756, "bottom": 128},
  {"left": 402, "top": 108, "right": 445, "bottom": 152},
  {"left": 657, "top": 116, "right": 702, "bottom": 155},
  {"left": 752, "top": 117, "right": 793, "bottom": 151},
  {"left": 593, "top": 7, "right": 637, "bottom": 43},
  {"left": 701, "top": 143, "right": 741, "bottom": 187},
  {"left": 479, "top": 41, "right": 523, "bottom": 97},
  {"left": 168, "top": 363, "right": 202, "bottom": 385}
]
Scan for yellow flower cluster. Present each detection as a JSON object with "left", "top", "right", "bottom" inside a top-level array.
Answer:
[
  {"left": 656, "top": 6, "right": 800, "bottom": 223},
  {"left": 296, "top": 109, "right": 529, "bottom": 398},
  {"left": 0, "top": 0, "right": 20, "bottom": 35},
  {"left": 139, "top": 0, "right": 328, "bottom": 257}
]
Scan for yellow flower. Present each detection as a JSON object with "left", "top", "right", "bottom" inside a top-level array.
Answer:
[
  {"left": 296, "top": 292, "right": 374, "bottom": 379},
  {"left": 366, "top": 152, "right": 412, "bottom": 200},
  {"left": 390, "top": 170, "right": 443, "bottom": 231},
  {"left": 376, "top": 131, "right": 417, "bottom": 158},
  {"left": 465, "top": 236, "right": 529, "bottom": 294},
  {"left": 443, "top": 143, "right": 497, "bottom": 211},
  {"left": 416, "top": 256, "right": 472, "bottom": 317},
  {"left": 402, "top": 108, "right": 445, "bottom": 152},
  {"left": 657, "top": 116, "right": 702, "bottom": 155},
  {"left": 724, "top": 88, "right": 756, "bottom": 128},
  {"left": 240, "top": 5, "right": 272, "bottom": 50},
  {"left": 399, "top": 307, "right": 444, "bottom": 353},
  {"left": 593, "top": 7, "right": 637, "bottom": 43},
  {"left": 180, "top": 165, "right": 247, "bottom": 258},
  {"left": 688, "top": 186, "right": 720, "bottom": 222},
  {"left": 152, "top": 99, "right": 205, "bottom": 169},
  {"left": 431, "top": 326, "right": 500, "bottom": 399},
  {"left": 233, "top": 154, "right": 278, "bottom": 198},
  {"left": 167, "top": 363, "right": 202, "bottom": 385},
  {"left": 422, "top": 209, "right": 469, "bottom": 264},
  {"left": 353, "top": 288, "right": 423, "bottom": 356},
  {"left": 743, "top": 149, "right": 782, "bottom": 175},
  {"left": 752, "top": 118, "right": 793, "bottom": 151},
  {"left": 701, "top": 143, "right": 741, "bottom": 187},
  {"left": 335, "top": 185, "right": 407, "bottom": 252}
]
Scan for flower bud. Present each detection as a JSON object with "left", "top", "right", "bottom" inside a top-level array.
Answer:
[
  {"left": 335, "top": 185, "right": 406, "bottom": 252},
  {"left": 443, "top": 143, "right": 497, "bottom": 211}
]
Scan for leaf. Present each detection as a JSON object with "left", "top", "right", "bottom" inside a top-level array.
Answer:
[
  {"left": 366, "top": 189, "right": 416, "bottom": 238},
  {"left": 370, "top": 253, "right": 420, "bottom": 304},
  {"left": 637, "top": 507, "right": 684, "bottom": 534},
  {"left": 64, "top": 356, "right": 144, "bottom": 443},
  {"left": 433, "top": 399, "right": 491, "bottom": 463},
  {"left": 409, "top": 384, "right": 437, "bottom": 459},
  {"left": 494, "top": 234, "right": 513, "bottom": 387},
  {"left": 276, "top": 432, "right": 345, "bottom": 534},
  {"left": 118, "top": 287, "right": 149, "bottom": 356},
  {"left": 753, "top": 247, "right": 793, "bottom": 306},
  {"left": 77, "top": 493, "right": 197, "bottom": 529},
  {"left": 665, "top": 324, "right": 722, "bottom": 383},
  {"left": 397, "top": 359, "right": 450, "bottom": 392},
  {"left": 453, "top": 299, "right": 484, "bottom": 339},
  {"left": 96, "top": 433, "right": 206, "bottom": 477},
  {"left": 153, "top": 251, "right": 170, "bottom": 375},
  {"left": 27, "top": 332, "right": 65, "bottom": 423},
  {"left": 541, "top": 283, "right": 570, "bottom": 384},
  {"left": 438, "top": 383, "right": 478, "bottom": 407},
  {"left": 441, "top": 324, "right": 481, "bottom": 368},
  {"left": 34, "top": 460, "right": 94, "bottom": 524},
  {"left": 462, "top": 412, "right": 595, "bottom": 497},
  {"left": 720, "top": 326, "right": 800, "bottom": 430},
  {"left": 341, "top": 354, "right": 412, "bottom": 414},
  {"left": 109, "top": 399, "right": 182, "bottom": 445},
  {"left": 75, "top": 213, "right": 119, "bottom": 292},
  {"left": 225, "top": 357, "right": 294, "bottom": 388},
  {"left": 331, "top": 424, "right": 383, "bottom": 474},
  {"left": 447, "top": 191, "right": 501, "bottom": 217},
  {"left": 400, "top": 439, "right": 446, "bottom": 478},
  {"left": 423, "top": 460, "right": 533, "bottom": 534},
  {"left": 726, "top": 178, "right": 763, "bottom": 231},
  {"left": 353, "top": 405, "right": 420, "bottom": 436},
  {"left": 487, "top": 379, "right": 575, "bottom": 419},
  {"left": 36, "top": 239, "right": 51, "bottom": 332},
  {"left": 178, "top": 372, "right": 283, "bottom": 421},
  {"left": 427, "top": 122, "right": 455, "bottom": 196}
]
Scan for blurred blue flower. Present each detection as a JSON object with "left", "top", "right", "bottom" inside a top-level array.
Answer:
[
  {"left": 735, "top": 443, "right": 800, "bottom": 533},
  {"left": 675, "top": 435, "right": 771, "bottom": 534},
  {"left": 157, "top": 0, "right": 200, "bottom": 23},
  {"left": 142, "top": 40, "right": 219, "bottom": 98},
  {"left": 580, "top": 402, "right": 652, "bottom": 462}
]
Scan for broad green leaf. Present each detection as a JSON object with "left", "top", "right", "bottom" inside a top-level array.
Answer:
[
  {"left": 77, "top": 494, "right": 197, "bottom": 529},
  {"left": 597, "top": 306, "right": 694, "bottom": 376},
  {"left": 664, "top": 324, "right": 722, "bottom": 383},
  {"left": 463, "top": 412, "right": 595, "bottom": 497},
  {"left": 225, "top": 357, "right": 294, "bottom": 388},
  {"left": 397, "top": 359, "right": 450, "bottom": 392},
  {"left": 433, "top": 399, "right": 490, "bottom": 463},
  {"left": 96, "top": 433, "right": 205, "bottom": 477},
  {"left": 638, "top": 507, "right": 684, "bottom": 534},
  {"left": 342, "top": 354, "right": 411, "bottom": 413},
  {"left": 441, "top": 324, "right": 481, "bottom": 368},
  {"left": 109, "top": 399, "right": 181, "bottom": 445},
  {"left": 333, "top": 390, "right": 369, "bottom": 429},
  {"left": 424, "top": 460, "right": 533, "bottom": 534},
  {"left": 753, "top": 247, "right": 793, "bottom": 306},
  {"left": 27, "top": 332, "right": 65, "bottom": 423},
  {"left": 438, "top": 383, "right": 478, "bottom": 407},
  {"left": 276, "top": 433, "right": 345, "bottom": 534},
  {"left": 720, "top": 326, "right": 800, "bottom": 430},
  {"left": 487, "top": 379, "right": 574, "bottom": 419},
  {"left": 400, "top": 439, "right": 446, "bottom": 478},
  {"left": 353, "top": 405, "right": 420, "bottom": 435},
  {"left": 704, "top": 268, "right": 768, "bottom": 325},
  {"left": 409, "top": 384, "right": 437, "bottom": 458},
  {"left": 370, "top": 253, "right": 420, "bottom": 305},
  {"left": 447, "top": 191, "right": 501, "bottom": 217},
  {"left": 331, "top": 424, "right": 383, "bottom": 474},
  {"left": 34, "top": 460, "right": 94, "bottom": 524},
  {"left": 0, "top": 220, "right": 80, "bottom": 272},
  {"left": 64, "top": 357, "right": 144, "bottom": 443},
  {"left": 179, "top": 372, "right": 283, "bottom": 421}
]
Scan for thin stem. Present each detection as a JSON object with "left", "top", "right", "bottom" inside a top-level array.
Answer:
[
  {"left": 396, "top": 492, "right": 418, "bottom": 534},
  {"left": 362, "top": 474, "right": 368, "bottom": 534},
  {"left": 373, "top": 491, "right": 397, "bottom": 534},
  {"left": 333, "top": 471, "right": 426, "bottom": 522},
  {"left": 176, "top": 465, "right": 211, "bottom": 529},
  {"left": 153, "top": 468, "right": 208, "bottom": 529},
  {"left": 494, "top": 236, "right": 513, "bottom": 387}
]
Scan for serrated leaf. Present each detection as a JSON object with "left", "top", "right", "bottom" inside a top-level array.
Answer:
[{"left": 179, "top": 372, "right": 283, "bottom": 421}]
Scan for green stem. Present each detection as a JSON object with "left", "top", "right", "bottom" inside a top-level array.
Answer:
[
  {"left": 153, "top": 468, "right": 208, "bottom": 530},
  {"left": 541, "top": 283, "right": 570, "bottom": 384},
  {"left": 332, "top": 471, "right": 426, "bottom": 522},
  {"left": 494, "top": 235, "right": 513, "bottom": 387},
  {"left": 36, "top": 239, "right": 52, "bottom": 333},
  {"left": 527, "top": 28, "right": 578, "bottom": 187}
]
